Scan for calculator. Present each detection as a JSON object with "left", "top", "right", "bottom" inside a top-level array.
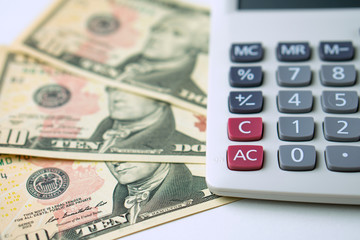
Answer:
[{"left": 206, "top": 0, "right": 360, "bottom": 205}]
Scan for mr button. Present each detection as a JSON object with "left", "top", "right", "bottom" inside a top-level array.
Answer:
[
  {"left": 277, "top": 42, "right": 311, "bottom": 61},
  {"left": 227, "top": 145, "right": 264, "bottom": 171}
]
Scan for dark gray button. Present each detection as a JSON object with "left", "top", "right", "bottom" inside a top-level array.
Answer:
[
  {"left": 229, "top": 91, "right": 263, "bottom": 113},
  {"left": 325, "top": 146, "right": 360, "bottom": 172},
  {"left": 278, "top": 117, "right": 315, "bottom": 141},
  {"left": 321, "top": 91, "right": 358, "bottom": 113},
  {"left": 319, "top": 41, "right": 354, "bottom": 61},
  {"left": 229, "top": 66, "right": 263, "bottom": 87},
  {"left": 230, "top": 43, "right": 264, "bottom": 62},
  {"left": 320, "top": 65, "right": 357, "bottom": 86},
  {"left": 277, "top": 91, "right": 313, "bottom": 113},
  {"left": 277, "top": 42, "right": 311, "bottom": 62},
  {"left": 323, "top": 117, "right": 360, "bottom": 142},
  {"left": 277, "top": 66, "right": 312, "bottom": 87},
  {"left": 278, "top": 145, "right": 316, "bottom": 171}
]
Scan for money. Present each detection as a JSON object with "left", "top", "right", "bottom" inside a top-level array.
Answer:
[
  {"left": 0, "top": 154, "right": 235, "bottom": 240},
  {"left": 15, "top": 0, "right": 209, "bottom": 114},
  {"left": 0, "top": 50, "right": 207, "bottom": 163}
]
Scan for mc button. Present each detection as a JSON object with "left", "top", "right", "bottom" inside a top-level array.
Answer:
[{"left": 230, "top": 43, "right": 264, "bottom": 62}]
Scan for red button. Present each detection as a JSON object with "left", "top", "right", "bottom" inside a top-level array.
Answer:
[
  {"left": 228, "top": 118, "right": 263, "bottom": 141},
  {"left": 227, "top": 145, "right": 264, "bottom": 171}
]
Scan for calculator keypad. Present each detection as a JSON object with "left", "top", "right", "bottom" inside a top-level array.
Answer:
[{"left": 227, "top": 41, "right": 359, "bottom": 173}]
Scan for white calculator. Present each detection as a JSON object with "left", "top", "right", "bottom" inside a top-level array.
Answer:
[{"left": 206, "top": 0, "right": 360, "bottom": 205}]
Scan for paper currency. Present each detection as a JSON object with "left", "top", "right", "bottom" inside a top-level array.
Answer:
[
  {"left": 15, "top": 0, "right": 209, "bottom": 114},
  {"left": 0, "top": 50, "right": 206, "bottom": 163},
  {"left": 0, "top": 155, "right": 235, "bottom": 240}
]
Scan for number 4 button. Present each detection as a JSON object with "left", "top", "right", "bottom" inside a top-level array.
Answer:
[{"left": 277, "top": 91, "right": 313, "bottom": 113}]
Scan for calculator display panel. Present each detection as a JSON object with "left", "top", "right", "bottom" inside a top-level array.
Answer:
[{"left": 238, "top": 0, "right": 360, "bottom": 9}]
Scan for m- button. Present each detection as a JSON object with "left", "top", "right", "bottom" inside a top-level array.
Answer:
[
  {"left": 276, "top": 42, "right": 311, "bottom": 61},
  {"left": 228, "top": 117, "right": 263, "bottom": 141},
  {"left": 319, "top": 41, "right": 354, "bottom": 61}
]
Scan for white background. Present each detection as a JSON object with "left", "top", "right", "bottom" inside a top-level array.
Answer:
[{"left": 0, "top": 0, "right": 360, "bottom": 239}]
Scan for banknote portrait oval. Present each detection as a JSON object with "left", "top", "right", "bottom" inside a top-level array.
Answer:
[
  {"left": 33, "top": 84, "right": 71, "bottom": 108},
  {"left": 87, "top": 14, "right": 120, "bottom": 35},
  {"left": 26, "top": 168, "right": 70, "bottom": 200}
]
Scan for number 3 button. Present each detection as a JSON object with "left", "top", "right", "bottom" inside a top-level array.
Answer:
[{"left": 228, "top": 117, "right": 263, "bottom": 141}]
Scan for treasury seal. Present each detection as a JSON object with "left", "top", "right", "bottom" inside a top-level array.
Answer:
[
  {"left": 33, "top": 84, "right": 71, "bottom": 108},
  {"left": 26, "top": 168, "right": 70, "bottom": 200},
  {"left": 87, "top": 14, "right": 120, "bottom": 35}
]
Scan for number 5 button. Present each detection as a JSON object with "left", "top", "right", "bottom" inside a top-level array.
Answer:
[
  {"left": 321, "top": 91, "right": 358, "bottom": 113},
  {"left": 228, "top": 117, "right": 263, "bottom": 141}
]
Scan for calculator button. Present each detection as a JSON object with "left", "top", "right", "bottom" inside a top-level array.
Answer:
[
  {"left": 227, "top": 145, "right": 264, "bottom": 171},
  {"left": 229, "top": 66, "right": 263, "bottom": 87},
  {"left": 278, "top": 145, "right": 316, "bottom": 171},
  {"left": 323, "top": 117, "right": 360, "bottom": 142},
  {"left": 228, "top": 91, "right": 263, "bottom": 113},
  {"left": 230, "top": 43, "right": 264, "bottom": 62},
  {"left": 320, "top": 65, "right": 357, "bottom": 86},
  {"left": 278, "top": 117, "right": 315, "bottom": 141},
  {"left": 319, "top": 41, "right": 354, "bottom": 61},
  {"left": 325, "top": 146, "right": 360, "bottom": 172},
  {"left": 228, "top": 117, "right": 263, "bottom": 141},
  {"left": 277, "top": 90, "right": 313, "bottom": 113},
  {"left": 277, "top": 66, "right": 312, "bottom": 87},
  {"left": 276, "top": 42, "right": 311, "bottom": 62},
  {"left": 321, "top": 91, "right": 359, "bottom": 113}
]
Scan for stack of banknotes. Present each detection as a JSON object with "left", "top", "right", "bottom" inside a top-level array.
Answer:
[{"left": 0, "top": 0, "right": 236, "bottom": 239}]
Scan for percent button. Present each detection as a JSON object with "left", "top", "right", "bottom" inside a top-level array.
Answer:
[{"left": 230, "top": 66, "right": 263, "bottom": 87}]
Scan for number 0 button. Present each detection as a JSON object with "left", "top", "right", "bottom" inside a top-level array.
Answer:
[{"left": 278, "top": 145, "right": 316, "bottom": 171}]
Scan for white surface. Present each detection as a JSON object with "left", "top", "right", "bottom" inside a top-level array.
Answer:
[{"left": 0, "top": 0, "right": 359, "bottom": 239}]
